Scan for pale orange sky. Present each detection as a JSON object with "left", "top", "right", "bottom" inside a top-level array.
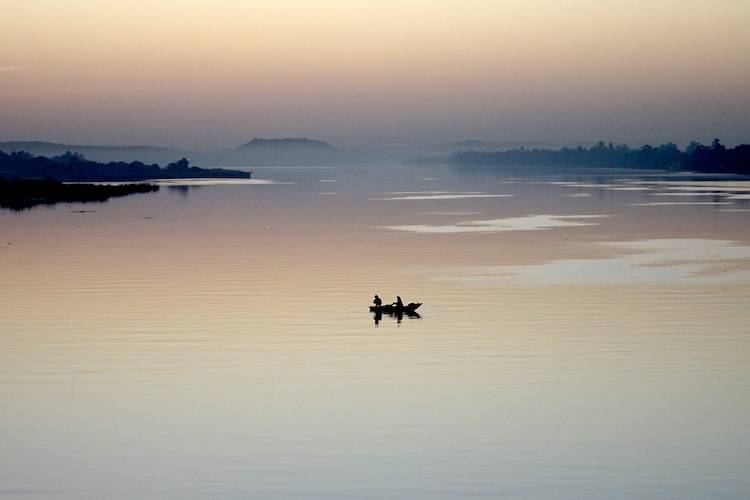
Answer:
[{"left": 1, "top": 0, "right": 749, "bottom": 148}]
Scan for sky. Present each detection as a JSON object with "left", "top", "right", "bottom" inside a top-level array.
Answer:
[{"left": 1, "top": 0, "right": 749, "bottom": 149}]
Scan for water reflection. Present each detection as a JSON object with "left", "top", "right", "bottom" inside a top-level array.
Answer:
[
  {"left": 438, "top": 238, "right": 750, "bottom": 287},
  {"left": 167, "top": 184, "right": 200, "bottom": 196},
  {"left": 380, "top": 214, "right": 607, "bottom": 234},
  {"left": 1, "top": 162, "right": 749, "bottom": 499},
  {"left": 372, "top": 308, "right": 422, "bottom": 325}
]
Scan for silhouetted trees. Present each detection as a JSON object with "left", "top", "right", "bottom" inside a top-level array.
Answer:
[
  {"left": 0, "top": 151, "right": 251, "bottom": 182},
  {"left": 447, "top": 139, "right": 750, "bottom": 174},
  {"left": 0, "top": 179, "right": 159, "bottom": 210},
  {"left": 166, "top": 158, "right": 191, "bottom": 170}
]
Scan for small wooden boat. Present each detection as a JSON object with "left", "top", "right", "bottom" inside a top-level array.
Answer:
[{"left": 369, "top": 302, "right": 422, "bottom": 313}]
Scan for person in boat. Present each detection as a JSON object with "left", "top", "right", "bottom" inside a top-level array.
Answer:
[
  {"left": 373, "top": 295, "right": 382, "bottom": 307},
  {"left": 394, "top": 296, "right": 404, "bottom": 308}
]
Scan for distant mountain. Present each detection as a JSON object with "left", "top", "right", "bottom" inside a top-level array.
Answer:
[
  {"left": 0, "top": 141, "right": 182, "bottom": 164},
  {"left": 0, "top": 141, "right": 167, "bottom": 153},
  {"left": 0, "top": 137, "right": 368, "bottom": 168},
  {"left": 222, "top": 137, "right": 361, "bottom": 165},
  {"left": 238, "top": 137, "right": 338, "bottom": 151}
]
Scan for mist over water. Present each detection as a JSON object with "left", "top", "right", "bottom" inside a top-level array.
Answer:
[{"left": 1, "top": 163, "right": 749, "bottom": 499}]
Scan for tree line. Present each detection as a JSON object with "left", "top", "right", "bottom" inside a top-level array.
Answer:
[
  {"left": 0, "top": 178, "right": 159, "bottom": 210},
  {"left": 448, "top": 139, "right": 750, "bottom": 174},
  {"left": 0, "top": 151, "right": 250, "bottom": 181}
]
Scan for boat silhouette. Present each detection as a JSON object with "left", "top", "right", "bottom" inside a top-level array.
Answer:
[{"left": 369, "top": 302, "right": 422, "bottom": 314}]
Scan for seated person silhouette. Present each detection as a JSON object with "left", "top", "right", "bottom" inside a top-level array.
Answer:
[
  {"left": 394, "top": 296, "right": 404, "bottom": 308},
  {"left": 373, "top": 295, "right": 382, "bottom": 307}
]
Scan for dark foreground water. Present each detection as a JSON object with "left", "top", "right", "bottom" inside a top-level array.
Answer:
[{"left": 1, "top": 163, "right": 749, "bottom": 499}]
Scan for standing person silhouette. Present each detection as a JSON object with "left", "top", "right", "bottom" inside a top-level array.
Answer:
[{"left": 373, "top": 295, "right": 382, "bottom": 307}]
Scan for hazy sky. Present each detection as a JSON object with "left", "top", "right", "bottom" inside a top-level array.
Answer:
[{"left": 1, "top": 0, "right": 749, "bottom": 149}]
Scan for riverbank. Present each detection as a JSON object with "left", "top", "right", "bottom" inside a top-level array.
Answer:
[{"left": 0, "top": 179, "right": 159, "bottom": 210}]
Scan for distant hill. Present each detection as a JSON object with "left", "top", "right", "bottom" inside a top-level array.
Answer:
[
  {"left": 224, "top": 137, "right": 360, "bottom": 165},
  {"left": 238, "top": 137, "right": 337, "bottom": 151},
  {"left": 0, "top": 141, "right": 182, "bottom": 164},
  {"left": 0, "top": 138, "right": 366, "bottom": 167}
]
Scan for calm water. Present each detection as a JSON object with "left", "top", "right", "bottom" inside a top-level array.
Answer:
[{"left": 1, "top": 163, "right": 750, "bottom": 499}]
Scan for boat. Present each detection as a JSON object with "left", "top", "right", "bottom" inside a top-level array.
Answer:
[{"left": 369, "top": 302, "right": 422, "bottom": 313}]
